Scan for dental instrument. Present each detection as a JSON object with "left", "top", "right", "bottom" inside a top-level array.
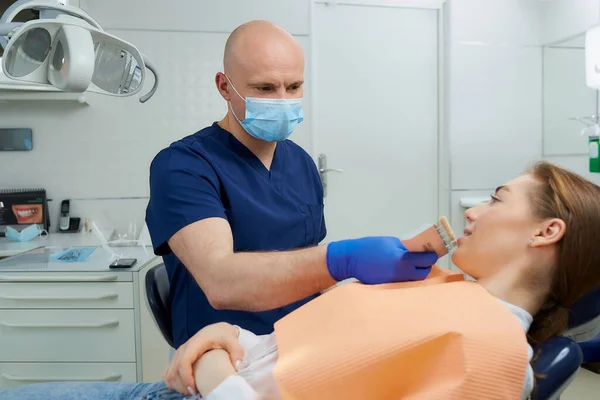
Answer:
[{"left": 401, "top": 216, "right": 457, "bottom": 258}]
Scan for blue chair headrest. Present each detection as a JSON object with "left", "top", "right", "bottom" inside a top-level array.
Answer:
[
  {"left": 530, "top": 336, "right": 583, "bottom": 400},
  {"left": 569, "top": 284, "right": 600, "bottom": 328}
]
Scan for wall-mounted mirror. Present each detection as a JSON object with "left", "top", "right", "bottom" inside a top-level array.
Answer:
[{"left": 543, "top": 33, "right": 599, "bottom": 156}]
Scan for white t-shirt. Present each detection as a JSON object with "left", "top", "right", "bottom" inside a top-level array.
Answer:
[
  {"left": 206, "top": 299, "right": 534, "bottom": 400},
  {"left": 497, "top": 299, "right": 535, "bottom": 400}
]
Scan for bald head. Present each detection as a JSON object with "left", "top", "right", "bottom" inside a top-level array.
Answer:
[{"left": 223, "top": 20, "right": 303, "bottom": 75}]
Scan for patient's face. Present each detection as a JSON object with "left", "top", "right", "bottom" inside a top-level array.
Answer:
[{"left": 452, "top": 174, "right": 539, "bottom": 279}]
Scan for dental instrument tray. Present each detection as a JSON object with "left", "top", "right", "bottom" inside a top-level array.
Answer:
[{"left": 0, "top": 188, "right": 49, "bottom": 236}]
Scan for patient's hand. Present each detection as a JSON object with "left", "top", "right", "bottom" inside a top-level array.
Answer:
[{"left": 164, "top": 322, "right": 244, "bottom": 396}]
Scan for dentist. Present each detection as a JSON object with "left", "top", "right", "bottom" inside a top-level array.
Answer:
[{"left": 145, "top": 20, "right": 438, "bottom": 349}]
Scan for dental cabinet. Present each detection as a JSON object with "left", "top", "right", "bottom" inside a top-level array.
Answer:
[{"left": 0, "top": 243, "right": 170, "bottom": 389}]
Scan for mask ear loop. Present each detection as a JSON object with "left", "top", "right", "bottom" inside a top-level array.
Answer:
[
  {"left": 225, "top": 75, "right": 247, "bottom": 124},
  {"left": 225, "top": 75, "right": 246, "bottom": 101}
]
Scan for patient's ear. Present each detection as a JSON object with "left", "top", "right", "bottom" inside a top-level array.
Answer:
[{"left": 530, "top": 218, "right": 566, "bottom": 247}]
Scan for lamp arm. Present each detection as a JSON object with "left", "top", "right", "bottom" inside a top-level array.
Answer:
[
  {"left": 0, "top": 22, "right": 23, "bottom": 49},
  {"left": 1, "top": 0, "right": 102, "bottom": 30}
]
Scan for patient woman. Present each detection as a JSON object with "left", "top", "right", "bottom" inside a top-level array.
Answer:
[{"left": 3, "top": 161, "right": 600, "bottom": 400}]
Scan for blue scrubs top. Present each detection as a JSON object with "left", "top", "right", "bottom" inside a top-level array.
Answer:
[{"left": 145, "top": 123, "right": 326, "bottom": 348}]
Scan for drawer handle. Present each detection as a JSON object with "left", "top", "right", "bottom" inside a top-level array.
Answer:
[
  {"left": 0, "top": 293, "right": 119, "bottom": 301},
  {"left": 0, "top": 275, "right": 119, "bottom": 282},
  {"left": 1, "top": 372, "right": 122, "bottom": 382},
  {"left": 0, "top": 320, "right": 119, "bottom": 329}
]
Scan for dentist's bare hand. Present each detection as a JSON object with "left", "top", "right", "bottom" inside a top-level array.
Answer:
[{"left": 164, "top": 322, "right": 245, "bottom": 396}]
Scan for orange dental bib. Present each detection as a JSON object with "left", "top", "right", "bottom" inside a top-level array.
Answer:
[{"left": 273, "top": 267, "right": 529, "bottom": 400}]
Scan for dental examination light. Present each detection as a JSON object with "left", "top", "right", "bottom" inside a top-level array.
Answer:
[{"left": 0, "top": 0, "right": 158, "bottom": 102}]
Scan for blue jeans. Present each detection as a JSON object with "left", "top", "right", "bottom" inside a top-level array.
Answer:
[{"left": 0, "top": 381, "right": 202, "bottom": 400}]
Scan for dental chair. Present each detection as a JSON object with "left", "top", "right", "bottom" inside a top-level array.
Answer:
[
  {"left": 530, "top": 336, "right": 582, "bottom": 400},
  {"left": 565, "top": 284, "right": 600, "bottom": 374},
  {"left": 145, "top": 262, "right": 175, "bottom": 348},
  {"left": 144, "top": 263, "right": 582, "bottom": 399}
]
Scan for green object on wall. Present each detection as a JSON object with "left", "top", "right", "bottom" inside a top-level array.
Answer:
[{"left": 590, "top": 136, "right": 600, "bottom": 173}]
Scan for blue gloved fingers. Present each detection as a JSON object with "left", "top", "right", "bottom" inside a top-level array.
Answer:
[
  {"left": 326, "top": 237, "right": 439, "bottom": 284},
  {"left": 398, "top": 251, "right": 439, "bottom": 268}
]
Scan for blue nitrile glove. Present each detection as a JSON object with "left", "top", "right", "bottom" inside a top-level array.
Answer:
[{"left": 326, "top": 236, "right": 439, "bottom": 284}]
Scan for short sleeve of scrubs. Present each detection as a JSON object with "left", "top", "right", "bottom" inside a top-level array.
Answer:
[{"left": 146, "top": 143, "right": 226, "bottom": 256}]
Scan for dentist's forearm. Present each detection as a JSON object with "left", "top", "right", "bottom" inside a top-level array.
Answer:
[
  {"left": 206, "top": 246, "right": 335, "bottom": 311},
  {"left": 169, "top": 218, "right": 336, "bottom": 312}
]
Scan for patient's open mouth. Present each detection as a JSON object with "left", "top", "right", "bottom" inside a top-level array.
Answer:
[{"left": 12, "top": 204, "right": 43, "bottom": 224}]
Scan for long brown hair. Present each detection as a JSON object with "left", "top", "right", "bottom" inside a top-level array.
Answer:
[{"left": 526, "top": 161, "right": 600, "bottom": 346}]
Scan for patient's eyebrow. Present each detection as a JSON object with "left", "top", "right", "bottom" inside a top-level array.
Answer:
[{"left": 495, "top": 185, "right": 510, "bottom": 194}]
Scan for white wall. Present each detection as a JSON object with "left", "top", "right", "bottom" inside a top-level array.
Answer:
[
  {"left": 445, "top": 0, "right": 543, "bottom": 238},
  {"left": 446, "top": 0, "right": 600, "bottom": 249},
  {"left": 0, "top": 0, "right": 311, "bottom": 234},
  {"left": 542, "top": 0, "right": 600, "bottom": 45},
  {"left": 540, "top": 0, "right": 600, "bottom": 185},
  {"left": 543, "top": 47, "right": 596, "bottom": 157}
]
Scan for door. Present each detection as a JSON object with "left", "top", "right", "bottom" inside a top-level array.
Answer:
[{"left": 313, "top": 3, "right": 440, "bottom": 243}]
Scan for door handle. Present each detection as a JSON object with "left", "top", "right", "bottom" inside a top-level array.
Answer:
[
  {"left": 318, "top": 154, "right": 343, "bottom": 197},
  {"left": 319, "top": 168, "right": 344, "bottom": 173}
]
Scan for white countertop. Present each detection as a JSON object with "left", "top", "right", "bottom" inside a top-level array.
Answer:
[
  {"left": 0, "top": 244, "right": 157, "bottom": 273},
  {"left": 0, "top": 232, "right": 158, "bottom": 273},
  {"left": 0, "top": 233, "right": 105, "bottom": 258}
]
